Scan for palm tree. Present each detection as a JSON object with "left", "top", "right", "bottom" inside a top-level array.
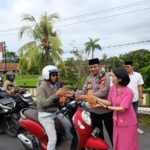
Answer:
[
  {"left": 18, "top": 12, "right": 63, "bottom": 72},
  {"left": 84, "top": 38, "right": 101, "bottom": 59}
]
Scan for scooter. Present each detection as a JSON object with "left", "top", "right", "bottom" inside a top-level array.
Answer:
[
  {"left": 0, "top": 97, "right": 19, "bottom": 137},
  {"left": 13, "top": 89, "right": 35, "bottom": 114},
  {"left": 18, "top": 99, "right": 109, "bottom": 150},
  {"left": 0, "top": 88, "right": 35, "bottom": 137}
]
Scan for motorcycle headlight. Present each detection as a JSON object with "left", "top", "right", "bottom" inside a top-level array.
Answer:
[
  {"left": 81, "top": 110, "right": 91, "bottom": 126},
  {"left": 0, "top": 104, "right": 11, "bottom": 113},
  {"left": 78, "top": 120, "right": 85, "bottom": 129},
  {"left": 3, "top": 108, "right": 9, "bottom": 113}
]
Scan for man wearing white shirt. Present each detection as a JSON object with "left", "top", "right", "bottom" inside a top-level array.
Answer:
[{"left": 125, "top": 60, "right": 144, "bottom": 134}]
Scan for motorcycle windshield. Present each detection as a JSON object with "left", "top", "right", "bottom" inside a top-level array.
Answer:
[{"left": 23, "top": 93, "right": 32, "bottom": 98}]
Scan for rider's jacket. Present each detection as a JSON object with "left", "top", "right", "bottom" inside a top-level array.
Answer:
[
  {"left": 36, "top": 80, "right": 59, "bottom": 112},
  {"left": 3, "top": 80, "right": 16, "bottom": 93}
]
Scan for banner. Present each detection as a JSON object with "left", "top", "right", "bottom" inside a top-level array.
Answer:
[
  {"left": 0, "top": 42, "right": 3, "bottom": 53},
  {"left": 0, "top": 42, "right": 4, "bottom": 61}
]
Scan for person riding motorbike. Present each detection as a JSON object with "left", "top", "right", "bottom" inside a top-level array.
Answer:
[
  {"left": 3, "top": 71, "right": 24, "bottom": 96},
  {"left": 35, "top": 65, "right": 72, "bottom": 150},
  {"left": 3, "top": 71, "right": 16, "bottom": 94}
]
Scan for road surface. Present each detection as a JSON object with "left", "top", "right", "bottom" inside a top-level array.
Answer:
[{"left": 0, "top": 125, "right": 150, "bottom": 150}]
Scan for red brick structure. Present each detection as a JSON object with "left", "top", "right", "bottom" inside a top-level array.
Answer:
[{"left": 0, "top": 63, "right": 19, "bottom": 72}]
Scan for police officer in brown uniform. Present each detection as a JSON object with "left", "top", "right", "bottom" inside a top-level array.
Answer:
[{"left": 76, "top": 58, "right": 113, "bottom": 145}]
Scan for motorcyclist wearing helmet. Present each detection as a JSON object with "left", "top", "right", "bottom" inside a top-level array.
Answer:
[
  {"left": 37, "top": 74, "right": 64, "bottom": 88},
  {"left": 0, "top": 75, "right": 3, "bottom": 87},
  {"left": 35, "top": 65, "right": 72, "bottom": 150},
  {"left": 3, "top": 71, "right": 17, "bottom": 94}
]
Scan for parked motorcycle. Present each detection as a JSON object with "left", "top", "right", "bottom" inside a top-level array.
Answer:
[
  {"left": 18, "top": 99, "right": 109, "bottom": 150},
  {"left": 0, "top": 97, "right": 19, "bottom": 137},
  {"left": 13, "top": 89, "right": 35, "bottom": 115},
  {"left": 0, "top": 89, "right": 35, "bottom": 137}
]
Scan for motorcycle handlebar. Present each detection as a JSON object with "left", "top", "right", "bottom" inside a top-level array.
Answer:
[
  {"left": 14, "top": 89, "right": 27, "bottom": 94},
  {"left": 59, "top": 97, "right": 90, "bottom": 115}
]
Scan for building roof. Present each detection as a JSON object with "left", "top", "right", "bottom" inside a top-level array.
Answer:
[{"left": 0, "top": 63, "right": 19, "bottom": 71}]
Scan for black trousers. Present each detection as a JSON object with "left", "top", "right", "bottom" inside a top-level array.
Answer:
[{"left": 91, "top": 111, "right": 113, "bottom": 146}]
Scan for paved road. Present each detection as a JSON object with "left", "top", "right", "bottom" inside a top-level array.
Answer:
[
  {"left": 138, "top": 125, "right": 150, "bottom": 150},
  {"left": 0, "top": 133, "right": 69, "bottom": 150},
  {"left": 104, "top": 124, "right": 150, "bottom": 150},
  {"left": 0, "top": 133, "right": 26, "bottom": 150},
  {"left": 0, "top": 125, "right": 150, "bottom": 150}
]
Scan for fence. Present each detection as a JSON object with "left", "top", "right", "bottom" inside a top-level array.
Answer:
[
  {"left": 141, "top": 91, "right": 150, "bottom": 107},
  {"left": 24, "top": 86, "right": 150, "bottom": 107}
]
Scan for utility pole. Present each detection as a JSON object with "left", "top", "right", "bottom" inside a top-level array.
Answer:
[{"left": 0, "top": 42, "right": 7, "bottom": 73}]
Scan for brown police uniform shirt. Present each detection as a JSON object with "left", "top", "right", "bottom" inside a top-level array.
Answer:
[{"left": 78, "top": 72, "right": 111, "bottom": 114}]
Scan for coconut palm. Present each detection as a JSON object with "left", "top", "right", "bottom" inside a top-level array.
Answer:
[
  {"left": 84, "top": 38, "right": 101, "bottom": 59},
  {"left": 18, "top": 12, "right": 63, "bottom": 72}
]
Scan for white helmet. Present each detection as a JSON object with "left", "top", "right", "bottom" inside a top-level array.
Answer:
[{"left": 42, "top": 65, "right": 59, "bottom": 80}]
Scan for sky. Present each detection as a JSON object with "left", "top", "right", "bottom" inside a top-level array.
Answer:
[{"left": 0, "top": 0, "right": 150, "bottom": 60}]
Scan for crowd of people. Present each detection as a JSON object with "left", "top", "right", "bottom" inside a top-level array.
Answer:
[
  {"left": 35, "top": 58, "right": 144, "bottom": 150},
  {"left": 0, "top": 58, "right": 145, "bottom": 150}
]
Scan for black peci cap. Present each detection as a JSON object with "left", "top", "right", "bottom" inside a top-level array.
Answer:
[
  {"left": 124, "top": 60, "right": 133, "bottom": 65},
  {"left": 88, "top": 58, "right": 100, "bottom": 65}
]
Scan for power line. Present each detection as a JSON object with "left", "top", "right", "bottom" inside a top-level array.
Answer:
[
  {"left": 102, "top": 40, "right": 150, "bottom": 49},
  {"left": 0, "top": 32, "right": 18, "bottom": 36},
  {"left": 56, "top": 7, "right": 150, "bottom": 28},
  {"left": 62, "top": 41, "right": 150, "bottom": 59},
  {"left": 56, "top": 0, "right": 150, "bottom": 22},
  {"left": 0, "top": 0, "right": 150, "bottom": 33},
  {"left": 0, "top": 27, "right": 20, "bottom": 33},
  {"left": 1, "top": 6, "right": 150, "bottom": 36},
  {"left": 62, "top": 40, "right": 150, "bottom": 54}
]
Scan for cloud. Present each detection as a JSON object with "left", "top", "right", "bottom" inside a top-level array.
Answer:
[
  {"left": 0, "top": 0, "right": 150, "bottom": 58},
  {"left": 13, "top": 0, "right": 31, "bottom": 14}
]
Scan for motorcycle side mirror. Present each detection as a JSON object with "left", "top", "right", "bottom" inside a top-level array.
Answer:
[
  {"left": 60, "top": 107, "right": 67, "bottom": 114},
  {"left": 68, "top": 100, "right": 77, "bottom": 109}
]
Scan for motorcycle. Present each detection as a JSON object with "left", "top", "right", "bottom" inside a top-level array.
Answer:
[
  {"left": 6, "top": 84, "right": 35, "bottom": 111},
  {"left": 0, "top": 97, "right": 19, "bottom": 137},
  {"left": 18, "top": 98, "right": 109, "bottom": 150},
  {"left": 12, "top": 89, "right": 35, "bottom": 115},
  {"left": 0, "top": 88, "right": 35, "bottom": 137}
]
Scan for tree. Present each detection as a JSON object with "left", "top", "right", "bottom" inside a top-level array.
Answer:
[
  {"left": 84, "top": 38, "right": 101, "bottom": 58},
  {"left": 57, "top": 46, "right": 89, "bottom": 89},
  {"left": 106, "top": 57, "right": 123, "bottom": 71},
  {"left": 18, "top": 12, "right": 63, "bottom": 73},
  {"left": 2, "top": 51, "right": 19, "bottom": 63},
  {"left": 141, "top": 66, "right": 150, "bottom": 88},
  {"left": 120, "top": 49, "right": 150, "bottom": 71},
  {"left": 58, "top": 57, "right": 88, "bottom": 89}
]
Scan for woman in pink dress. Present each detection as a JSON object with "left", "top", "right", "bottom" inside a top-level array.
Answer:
[{"left": 95, "top": 68, "right": 138, "bottom": 150}]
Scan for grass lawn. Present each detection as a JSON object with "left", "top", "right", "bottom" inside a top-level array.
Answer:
[
  {"left": 16, "top": 75, "right": 39, "bottom": 86},
  {"left": 144, "top": 88, "right": 150, "bottom": 92},
  {"left": 138, "top": 114, "right": 150, "bottom": 125}
]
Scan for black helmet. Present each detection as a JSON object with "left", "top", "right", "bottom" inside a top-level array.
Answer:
[{"left": 6, "top": 71, "right": 15, "bottom": 81}]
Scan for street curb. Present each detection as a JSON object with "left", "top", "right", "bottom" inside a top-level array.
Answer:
[{"left": 138, "top": 107, "right": 150, "bottom": 115}]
